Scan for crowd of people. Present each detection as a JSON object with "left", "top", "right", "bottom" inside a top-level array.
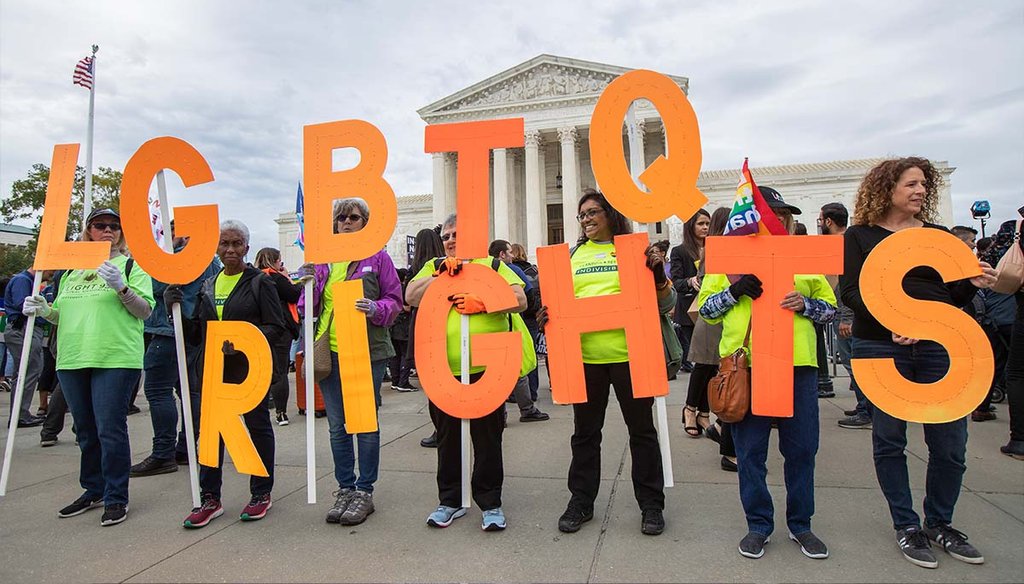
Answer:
[{"left": 1, "top": 156, "right": 1021, "bottom": 569}]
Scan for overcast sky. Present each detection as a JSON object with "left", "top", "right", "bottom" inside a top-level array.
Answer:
[{"left": 1, "top": 0, "right": 1021, "bottom": 254}]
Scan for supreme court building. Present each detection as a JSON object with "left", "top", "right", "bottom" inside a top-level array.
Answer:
[{"left": 278, "top": 54, "right": 954, "bottom": 268}]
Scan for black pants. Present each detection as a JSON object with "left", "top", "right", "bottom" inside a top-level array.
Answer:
[
  {"left": 815, "top": 324, "right": 832, "bottom": 388},
  {"left": 40, "top": 382, "right": 68, "bottom": 441},
  {"left": 1006, "top": 301, "right": 1024, "bottom": 442},
  {"left": 568, "top": 362, "right": 664, "bottom": 511},
  {"left": 199, "top": 398, "right": 275, "bottom": 499},
  {"left": 719, "top": 421, "right": 736, "bottom": 457},
  {"left": 677, "top": 325, "right": 694, "bottom": 366},
  {"left": 685, "top": 363, "right": 717, "bottom": 411},
  {"left": 979, "top": 323, "right": 1013, "bottom": 412},
  {"left": 428, "top": 371, "right": 504, "bottom": 509},
  {"left": 389, "top": 339, "right": 410, "bottom": 386},
  {"left": 268, "top": 335, "right": 292, "bottom": 414}
]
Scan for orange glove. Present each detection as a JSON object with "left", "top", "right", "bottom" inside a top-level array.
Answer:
[
  {"left": 433, "top": 256, "right": 463, "bottom": 277},
  {"left": 448, "top": 293, "right": 486, "bottom": 315}
]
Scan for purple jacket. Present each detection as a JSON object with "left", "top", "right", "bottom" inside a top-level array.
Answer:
[{"left": 298, "top": 250, "right": 403, "bottom": 360}]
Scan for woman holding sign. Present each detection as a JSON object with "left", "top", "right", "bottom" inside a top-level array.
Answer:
[
  {"left": 699, "top": 187, "right": 837, "bottom": 560},
  {"left": 166, "top": 219, "right": 285, "bottom": 529},
  {"left": 299, "top": 198, "right": 402, "bottom": 527},
  {"left": 22, "top": 208, "right": 155, "bottom": 527},
  {"left": 842, "top": 157, "right": 997, "bottom": 569},
  {"left": 546, "top": 189, "right": 674, "bottom": 537}
]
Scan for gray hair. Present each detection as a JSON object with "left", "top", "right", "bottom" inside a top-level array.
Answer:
[
  {"left": 442, "top": 213, "right": 457, "bottom": 230},
  {"left": 220, "top": 219, "right": 250, "bottom": 245},
  {"left": 333, "top": 197, "right": 370, "bottom": 222}
]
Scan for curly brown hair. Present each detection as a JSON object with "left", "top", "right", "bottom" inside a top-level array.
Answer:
[{"left": 852, "top": 157, "right": 943, "bottom": 225}]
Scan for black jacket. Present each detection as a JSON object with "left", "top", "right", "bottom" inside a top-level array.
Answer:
[
  {"left": 264, "top": 269, "right": 302, "bottom": 340},
  {"left": 669, "top": 244, "right": 699, "bottom": 326},
  {"left": 182, "top": 266, "right": 286, "bottom": 384}
]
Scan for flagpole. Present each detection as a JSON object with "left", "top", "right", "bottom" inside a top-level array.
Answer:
[{"left": 82, "top": 44, "right": 98, "bottom": 233}]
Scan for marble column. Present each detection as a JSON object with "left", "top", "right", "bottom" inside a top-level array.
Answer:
[
  {"left": 524, "top": 130, "right": 543, "bottom": 257},
  {"left": 432, "top": 152, "right": 446, "bottom": 225},
  {"left": 493, "top": 148, "right": 511, "bottom": 241},
  {"left": 444, "top": 153, "right": 457, "bottom": 222},
  {"left": 559, "top": 126, "right": 580, "bottom": 245},
  {"left": 537, "top": 139, "right": 548, "bottom": 250},
  {"left": 628, "top": 117, "right": 647, "bottom": 235}
]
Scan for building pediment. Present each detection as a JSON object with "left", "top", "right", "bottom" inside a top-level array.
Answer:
[{"left": 418, "top": 54, "right": 688, "bottom": 122}]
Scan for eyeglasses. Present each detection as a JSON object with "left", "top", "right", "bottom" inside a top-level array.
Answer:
[
  {"left": 576, "top": 208, "right": 605, "bottom": 222},
  {"left": 440, "top": 231, "right": 456, "bottom": 242},
  {"left": 90, "top": 222, "right": 121, "bottom": 232},
  {"left": 336, "top": 214, "right": 365, "bottom": 223}
]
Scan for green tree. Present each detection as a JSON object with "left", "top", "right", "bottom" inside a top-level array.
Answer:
[
  {"left": 0, "top": 245, "right": 34, "bottom": 275},
  {"left": 1, "top": 163, "right": 122, "bottom": 245}
]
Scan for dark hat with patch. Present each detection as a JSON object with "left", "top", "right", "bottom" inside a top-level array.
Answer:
[
  {"left": 86, "top": 207, "right": 120, "bottom": 224},
  {"left": 758, "top": 186, "right": 801, "bottom": 215}
]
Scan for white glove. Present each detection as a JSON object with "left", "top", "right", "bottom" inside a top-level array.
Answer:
[
  {"left": 97, "top": 261, "right": 126, "bottom": 291},
  {"left": 22, "top": 295, "right": 52, "bottom": 318}
]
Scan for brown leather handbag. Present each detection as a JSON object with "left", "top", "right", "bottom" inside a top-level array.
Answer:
[{"left": 707, "top": 322, "right": 752, "bottom": 423}]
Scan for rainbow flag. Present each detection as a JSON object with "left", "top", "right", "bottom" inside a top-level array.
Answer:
[{"left": 723, "top": 158, "right": 788, "bottom": 236}]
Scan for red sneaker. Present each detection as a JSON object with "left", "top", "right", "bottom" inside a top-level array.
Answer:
[
  {"left": 240, "top": 493, "right": 272, "bottom": 521},
  {"left": 183, "top": 496, "right": 223, "bottom": 529}
]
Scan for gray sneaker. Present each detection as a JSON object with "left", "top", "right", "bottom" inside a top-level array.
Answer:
[
  {"left": 325, "top": 488, "right": 355, "bottom": 524},
  {"left": 837, "top": 414, "right": 872, "bottom": 429},
  {"left": 923, "top": 524, "right": 984, "bottom": 564},
  {"left": 896, "top": 526, "right": 938, "bottom": 569},
  {"left": 340, "top": 490, "right": 374, "bottom": 526}
]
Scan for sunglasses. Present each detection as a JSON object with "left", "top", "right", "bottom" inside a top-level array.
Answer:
[
  {"left": 441, "top": 232, "right": 456, "bottom": 242},
  {"left": 90, "top": 222, "right": 121, "bottom": 232},
  {"left": 336, "top": 214, "right": 365, "bottom": 223}
]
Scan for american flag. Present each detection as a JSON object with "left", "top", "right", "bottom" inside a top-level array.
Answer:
[{"left": 73, "top": 56, "right": 94, "bottom": 90}]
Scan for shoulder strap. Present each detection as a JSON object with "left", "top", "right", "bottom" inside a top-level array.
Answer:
[
  {"left": 569, "top": 243, "right": 582, "bottom": 258},
  {"left": 125, "top": 258, "right": 135, "bottom": 279},
  {"left": 491, "top": 257, "right": 501, "bottom": 272}
]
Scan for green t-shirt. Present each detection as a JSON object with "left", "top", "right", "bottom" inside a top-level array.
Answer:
[
  {"left": 314, "top": 261, "right": 351, "bottom": 352},
  {"left": 697, "top": 273, "right": 836, "bottom": 367},
  {"left": 214, "top": 271, "right": 243, "bottom": 320},
  {"left": 412, "top": 257, "right": 524, "bottom": 375},
  {"left": 52, "top": 255, "right": 155, "bottom": 370},
  {"left": 572, "top": 240, "right": 629, "bottom": 364}
]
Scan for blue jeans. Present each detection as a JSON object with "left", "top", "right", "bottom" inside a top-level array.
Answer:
[
  {"left": 732, "top": 366, "right": 819, "bottom": 536},
  {"left": 841, "top": 336, "right": 872, "bottom": 416},
  {"left": 852, "top": 338, "right": 966, "bottom": 529},
  {"left": 318, "top": 352, "right": 386, "bottom": 493},
  {"left": 143, "top": 335, "right": 179, "bottom": 460},
  {"left": 57, "top": 367, "right": 140, "bottom": 506}
]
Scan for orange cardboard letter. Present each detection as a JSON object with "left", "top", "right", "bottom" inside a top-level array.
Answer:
[
  {"left": 424, "top": 119, "right": 525, "bottom": 258},
  {"left": 199, "top": 321, "right": 272, "bottom": 477},
  {"left": 852, "top": 228, "right": 992, "bottom": 423},
  {"left": 414, "top": 263, "right": 522, "bottom": 419},
  {"left": 589, "top": 70, "right": 706, "bottom": 223},
  {"left": 34, "top": 144, "right": 109, "bottom": 270},
  {"left": 120, "top": 137, "right": 218, "bottom": 284},
  {"left": 536, "top": 233, "right": 665, "bottom": 404},
  {"left": 303, "top": 120, "right": 398, "bottom": 263},
  {"left": 705, "top": 235, "right": 844, "bottom": 417},
  {"left": 331, "top": 278, "right": 378, "bottom": 433}
]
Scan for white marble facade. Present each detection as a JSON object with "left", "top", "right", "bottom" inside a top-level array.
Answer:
[{"left": 278, "top": 54, "right": 955, "bottom": 268}]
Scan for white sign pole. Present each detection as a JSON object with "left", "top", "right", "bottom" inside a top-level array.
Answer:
[
  {"left": 156, "top": 170, "right": 201, "bottom": 508},
  {"left": 0, "top": 271, "right": 44, "bottom": 496},
  {"left": 303, "top": 278, "right": 316, "bottom": 504},
  {"left": 460, "top": 313, "right": 471, "bottom": 510}
]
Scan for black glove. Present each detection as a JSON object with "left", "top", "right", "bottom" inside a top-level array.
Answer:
[
  {"left": 728, "top": 275, "right": 763, "bottom": 300},
  {"left": 163, "top": 285, "right": 184, "bottom": 311},
  {"left": 645, "top": 246, "right": 668, "bottom": 285}
]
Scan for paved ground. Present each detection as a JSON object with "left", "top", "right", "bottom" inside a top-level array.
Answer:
[{"left": 1, "top": 367, "right": 1021, "bottom": 583}]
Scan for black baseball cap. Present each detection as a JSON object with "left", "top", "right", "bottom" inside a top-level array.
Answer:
[
  {"left": 86, "top": 207, "right": 120, "bottom": 224},
  {"left": 758, "top": 186, "right": 801, "bottom": 215}
]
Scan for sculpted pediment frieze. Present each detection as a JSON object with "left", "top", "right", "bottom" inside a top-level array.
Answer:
[{"left": 438, "top": 64, "right": 618, "bottom": 112}]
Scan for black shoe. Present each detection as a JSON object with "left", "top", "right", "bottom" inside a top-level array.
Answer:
[
  {"left": 705, "top": 423, "right": 722, "bottom": 444},
  {"left": 276, "top": 412, "right": 290, "bottom": 426},
  {"left": 843, "top": 409, "right": 858, "bottom": 416},
  {"left": 58, "top": 493, "right": 104, "bottom": 518},
  {"left": 641, "top": 509, "right": 665, "bottom": 535},
  {"left": 298, "top": 408, "right": 306, "bottom": 416},
  {"left": 130, "top": 455, "right": 178, "bottom": 477},
  {"left": 420, "top": 432, "right": 437, "bottom": 448},
  {"left": 923, "top": 524, "right": 984, "bottom": 564},
  {"left": 837, "top": 414, "right": 872, "bottom": 429},
  {"left": 40, "top": 436, "right": 58, "bottom": 447},
  {"left": 721, "top": 456, "right": 738, "bottom": 472},
  {"left": 17, "top": 416, "right": 44, "bottom": 428},
  {"left": 314, "top": 410, "right": 326, "bottom": 418},
  {"left": 176, "top": 452, "right": 190, "bottom": 465},
  {"left": 127, "top": 405, "right": 142, "bottom": 415},
  {"left": 558, "top": 502, "right": 594, "bottom": 533},
  {"left": 738, "top": 532, "right": 770, "bottom": 559},
  {"left": 1000, "top": 439, "right": 1024, "bottom": 460},
  {"left": 817, "top": 388, "right": 836, "bottom": 399},
  {"left": 896, "top": 526, "right": 938, "bottom": 568},
  {"left": 101, "top": 503, "right": 128, "bottom": 526},
  {"left": 520, "top": 410, "right": 550, "bottom": 422},
  {"left": 789, "top": 530, "right": 829, "bottom": 559}
]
